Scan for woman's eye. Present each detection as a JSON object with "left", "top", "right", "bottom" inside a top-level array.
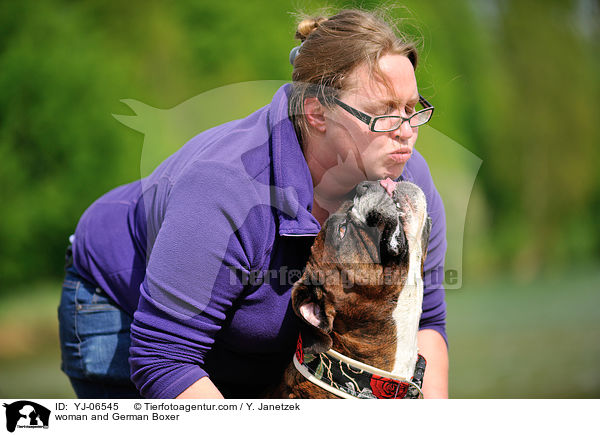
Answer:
[
  {"left": 373, "top": 105, "right": 395, "bottom": 116},
  {"left": 339, "top": 221, "right": 347, "bottom": 239}
]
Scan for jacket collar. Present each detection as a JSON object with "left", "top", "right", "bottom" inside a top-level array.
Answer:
[{"left": 268, "top": 84, "right": 321, "bottom": 237}]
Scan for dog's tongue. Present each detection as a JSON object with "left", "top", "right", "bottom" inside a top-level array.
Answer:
[{"left": 379, "top": 178, "right": 398, "bottom": 197}]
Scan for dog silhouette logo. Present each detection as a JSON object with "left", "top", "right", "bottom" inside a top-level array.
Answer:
[{"left": 3, "top": 401, "right": 50, "bottom": 433}]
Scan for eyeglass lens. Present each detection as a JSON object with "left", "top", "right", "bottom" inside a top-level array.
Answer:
[{"left": 373, "top": 109, "right": 433, "bottom": 131}]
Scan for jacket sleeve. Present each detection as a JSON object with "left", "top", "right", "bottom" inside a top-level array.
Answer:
[
  {"left": 129, "top": 161, "right": 271, "bottom": 398},
  {"left": 408, "top": 153, "right": 448, "bottom": 346}
]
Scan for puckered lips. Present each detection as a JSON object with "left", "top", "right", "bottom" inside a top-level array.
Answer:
[{"left": 388, "top": 148, "right": 412, "bottom": 164}]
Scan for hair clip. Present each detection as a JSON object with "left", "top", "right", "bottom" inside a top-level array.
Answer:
[{"left": 289, "top": 42, "right": 304, "bottom": 66}]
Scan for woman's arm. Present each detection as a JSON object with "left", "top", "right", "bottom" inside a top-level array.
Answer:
[
  {"left": 176, "top": 377, "right": 224, "bottom": 399},
  {"left": 407, "top": 151, "right": 449, "bottom": 398},
  {"left": 417, "top": 329, "right": 448, "bottom": 398},
  {"left": 130, "top": 162, "right": 272, "bottom": 398}
]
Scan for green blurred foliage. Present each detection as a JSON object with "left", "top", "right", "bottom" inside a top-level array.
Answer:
[{"left": 0, "top": 0, "right": 599, "bottom": 293}]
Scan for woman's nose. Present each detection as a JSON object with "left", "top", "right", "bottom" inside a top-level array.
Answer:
[{"left": 395, "top": 119, "right": 414, "bottom": 140}]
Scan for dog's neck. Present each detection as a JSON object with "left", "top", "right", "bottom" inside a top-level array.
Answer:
[
  {"left": 327, "top": 275, "right": 423, "bottom": 379},
  {"left": 326, "top": 273, "right": 407, "bottom": 373},
  {"left": 329, "top": 328, "right": 398, "bottom": 373}
]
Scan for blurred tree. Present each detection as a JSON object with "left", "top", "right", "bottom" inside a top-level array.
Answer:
[
  {"left": 0, "top": 0, "right": 598, "bottom": 293},
  {"left": 401, "top": 0, "right": 600, "bottom": 278},
  {"left": 0, "top": 0, "right": 140, "bottom": 288}
]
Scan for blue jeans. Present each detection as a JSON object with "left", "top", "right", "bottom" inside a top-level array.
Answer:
[{"left": 58, "top": 248, "right": 141, "bottom": 399}]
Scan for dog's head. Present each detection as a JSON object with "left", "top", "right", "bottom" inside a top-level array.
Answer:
[{"left": 292, "top": 180, "right": 431, "bottom": 356}]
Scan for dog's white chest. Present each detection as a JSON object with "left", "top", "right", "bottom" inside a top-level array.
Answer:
[{"left": 391, "top": 211, "right": 425, "bottom": 378}]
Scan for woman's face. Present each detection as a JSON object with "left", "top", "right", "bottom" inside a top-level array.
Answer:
[{"left": 322, "top": 54, "right": 420, "bottom": 183}]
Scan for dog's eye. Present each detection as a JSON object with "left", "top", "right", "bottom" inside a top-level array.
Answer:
[{"left": 338, "top": 221, "right": 347, "bottom": 239}]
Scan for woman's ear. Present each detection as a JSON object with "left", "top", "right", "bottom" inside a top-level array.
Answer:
[
  {"left": 291, "top": 279, "right": 335, "bottom": 354},
  {"left": 303, "top": 97, "right": 327, "bottom": 133}
]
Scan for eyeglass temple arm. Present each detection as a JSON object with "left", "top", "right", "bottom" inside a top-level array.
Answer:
[
  {"left": 333, "top": 98, "right": 373, "bottom": 125},
  {"left": 418, "top": 94, "right": 433, "bottom": 109}
]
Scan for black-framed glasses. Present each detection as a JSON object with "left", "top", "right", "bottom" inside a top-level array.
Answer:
[{"left": 333, "top": 95, "right": 434, "bottom": 132}]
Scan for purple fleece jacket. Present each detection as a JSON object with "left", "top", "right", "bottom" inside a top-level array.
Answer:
[{"left": 73, "top": 84, "right": 447, "bottom": 398}]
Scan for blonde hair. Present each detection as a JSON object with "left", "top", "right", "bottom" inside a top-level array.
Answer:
[{"left": 289, "top": 9, "right": 419, "bottom": 141}]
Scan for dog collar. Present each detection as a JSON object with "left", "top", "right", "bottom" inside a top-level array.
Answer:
[{"left": 293, "top": 334, "right": 426, "bottom": 399}]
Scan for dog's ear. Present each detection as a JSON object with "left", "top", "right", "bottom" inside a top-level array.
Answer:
[
  {"left": 291, "top": 280, "right": 335, "bottom": 354},
  {"left": 420, "top": 216, "right": 432, "bottom": 275}
]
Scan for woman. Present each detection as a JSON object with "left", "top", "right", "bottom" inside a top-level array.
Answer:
[{"left": 58, "top": 8, "right": 448, "bottom": 399}]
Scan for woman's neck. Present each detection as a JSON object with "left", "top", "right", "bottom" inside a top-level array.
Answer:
[
  {"left": 312, "top": 185, "right": 357, "bottom": 226},
  {"left": 303, "top": 136, "right": 362, "bottom": 226}
]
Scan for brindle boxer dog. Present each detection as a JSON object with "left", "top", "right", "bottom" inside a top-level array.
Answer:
[{"left": 267, "top": 179, "right": 431, "bottom": 399}]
